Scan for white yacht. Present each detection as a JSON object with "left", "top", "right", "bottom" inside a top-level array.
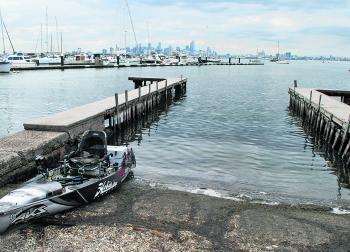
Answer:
[
  {"left": 276, "top": 59, "right": 290, "bottom": 64},
  {"left": 37, "top": 54, "right": 61, "bottom": 65},
  {"left": 7, "top": 53, "right": 36, "bottom": 68}
]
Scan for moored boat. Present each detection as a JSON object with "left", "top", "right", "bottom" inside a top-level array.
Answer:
[
  {"left": 0, "top": 60, "right": 11, "bottom": 73},
  {"left": 6, "top": 53, "right": 36, "bottom": 68},
  {"left": 0, "top": 130, "right": 136, "bottom": 234}
]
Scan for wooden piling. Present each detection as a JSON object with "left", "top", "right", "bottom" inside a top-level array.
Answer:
[{"left": 115, "top": 93, "right": 120, "bottom": 130}]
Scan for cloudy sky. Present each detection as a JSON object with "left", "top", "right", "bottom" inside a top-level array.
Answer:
[{"left": 0, "top": 0, "right": 350, "bottom": 56}]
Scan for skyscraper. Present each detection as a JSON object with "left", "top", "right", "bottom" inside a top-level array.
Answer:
[{"left": 189, "top": 40, "right": 195, "bottom": 54}]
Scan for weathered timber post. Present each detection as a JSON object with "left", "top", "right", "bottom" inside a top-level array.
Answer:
[
  {"left": 293, "top": 80, "right": 298, "bottom": 92},
  {"left": 60, "top": 55, "right": 64, "bottom": 69},
  {"left": 318, "top": 95, "right": 322, "bottom": 108},
  {"left": 156, "top": 81, "right": 159, "bottom": 105},
  {"left": 332, "top": 129, "right": 341, "bottom": 150},
  {"left": 148, "top": 83, "right": 152, "bottom": 111},
  {"left": 342, "top": 139, "right": 350, "bottom": 159},
  {"left": 138, "top": 86, "right": 142, "bottom": 116},
  {"left": 314, "top": 95, "right": 322, "bottom": 130},
  {"left": 125, "top": 90, "right": 128, "bottom": 124},
  {"left": 115, "top": 93, "right": 120, "bottom": 131},
  {"left": 309, "top": 90, "right": 313, "bottom": 103},
  {"left": 339, "top": 115, "right": 350, "bottom": 155},
  {"left": 165, "top": 80, "right": 168, "bottom": 102}
]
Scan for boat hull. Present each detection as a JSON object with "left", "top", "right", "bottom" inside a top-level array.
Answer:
[
  {"left": 0, "top": 62, "right": 11, "bottom": 73},
  {"left": 0, "top": 166, "right": 131, "bottom": 234}
]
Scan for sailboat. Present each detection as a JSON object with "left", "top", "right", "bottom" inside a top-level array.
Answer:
[
  {"left": 0, "top": 10, "right": 11, "bottom": 73},
  {"left": 275, "top": 41, "right": 289, "bottom": 64}
]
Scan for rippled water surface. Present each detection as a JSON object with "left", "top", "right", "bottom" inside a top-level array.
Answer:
[{"left": 1, "top": 61, "right": 350, "bottom": 206}]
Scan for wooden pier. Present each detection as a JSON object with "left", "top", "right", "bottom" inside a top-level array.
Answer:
[
  {"left": 24, "top": 77, "right": 187, "bottom": 138},
  {"left": 289, "top": 82, "right": 350, "bottom": 166},
  {"left": 0, "top": 76, "right": 186, "bottom": 186}
]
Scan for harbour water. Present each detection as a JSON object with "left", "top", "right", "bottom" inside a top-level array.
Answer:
[{"left": 1, "top": 61, "right": 350, "bottom": 208}]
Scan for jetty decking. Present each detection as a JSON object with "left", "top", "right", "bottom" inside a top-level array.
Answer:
[
  {"left": 289, "top": 85, "right": 350, "bottom": 165},
  {"left": 24, "top": 77, "right": 187, "bottom": 137}
]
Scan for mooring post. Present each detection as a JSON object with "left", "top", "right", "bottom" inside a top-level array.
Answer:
[
  {"left": 148, "top": 83, "right": 152, "bottom": 110},
  {"left": 125, "top": 90, "right": 128, "bottom": 123},
  {"left": 318, "top": 95, "right": 322, "bottom": 109},
  {"left": 309, "top": 91, "right": 313, "bottom": 107},
  {"left": 138, "top": 86, "right": 142, "bottom": 115},
  {"left": 165, "top": 79, "right": 168, "bottom": 102},
  {"left": 293, "top": 80, "right": 298, "bottom": 92},
  {"left": 115, "top": 93, "right": 120, "bottom": 130},
  {"left": 339, "top": 115, "right": 350, "bottom": 155}
]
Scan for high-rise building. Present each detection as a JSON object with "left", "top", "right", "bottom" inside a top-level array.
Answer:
[{"left": 189, "top": 40, "right": 195, "bottom": 54}]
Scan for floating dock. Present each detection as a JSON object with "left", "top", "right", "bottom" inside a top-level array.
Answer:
[
  {"left": 0, "top": 77, "right": 187, "bottom": 186},
  {"left": 289, "top": 83, "right": 350, "bottom": 166}
]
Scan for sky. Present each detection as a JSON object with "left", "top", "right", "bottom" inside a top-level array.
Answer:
[{"left": 0, "top": 0, "right": 350, "bottom": 56}]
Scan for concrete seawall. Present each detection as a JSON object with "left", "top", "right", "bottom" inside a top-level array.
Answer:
[{"left": 0, "top": 130, "right": 69, "bottom": 186}]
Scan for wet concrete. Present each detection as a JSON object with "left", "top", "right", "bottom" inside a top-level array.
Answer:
[{"left": 0, "top": 181, "right": 350, "bottom": 251}]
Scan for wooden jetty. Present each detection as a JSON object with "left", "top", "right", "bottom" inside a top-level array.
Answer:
[
  {"left": 289, "top": 81, "right": 350, "bottom": 165},
  {"left": 24, "top": 77, "right": 187, "bottom": 138},
  {"left": 0, "top": 76, "right": 186, "bottom": 186}
]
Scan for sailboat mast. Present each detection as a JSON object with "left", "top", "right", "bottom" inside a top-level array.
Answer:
[
  {"left": 55, "top": 17, "right": 59, "bottom": 53},
  {"left": 124, "top": 30, "right": 127, "bottom": 50},
  {"left": 40, "top": 24, "right": 43, "bottom": 54},
  {"left": 60, "top": 32, "right": 63, "bottom": 55},
  {"left": 46, "top": 6, "right": 48, "bottom": 53},
  {"left": 0, "top": 10, "right": 5, "bottom": 54},
  {"left": 124, "top": 0, "right": 138, "bottom": 51},
  {"left": 1, "top": 13, "right": 15, "bottom": 54},
  {"left": 50, "top": 33, "right": 52, "bottom": 53}
]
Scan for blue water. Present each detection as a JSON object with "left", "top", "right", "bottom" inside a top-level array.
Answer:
[{"left": 1, "top": 61, "right": 350, "bottom": 207}]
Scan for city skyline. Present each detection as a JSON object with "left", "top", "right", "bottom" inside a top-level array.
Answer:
[{"left": 1, "top": 0, "right": 350, "bottom": 56}]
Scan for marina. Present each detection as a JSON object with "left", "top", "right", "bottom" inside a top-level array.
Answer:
[
  {"left": 1, "top": 0, "right": 350, "bottom": 250},
  {"left": 8, "top": 58, "right": 263, "bottom": 71},
  {"left": 1, "top": 63, "right": 350, "bottom": 207}
]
